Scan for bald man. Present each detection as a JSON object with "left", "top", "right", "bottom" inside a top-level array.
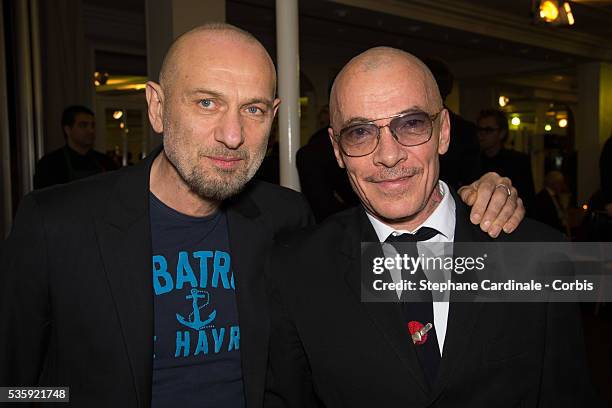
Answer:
[
  {"left": 1, "top": 24, "right": 524, "bottom": 407},
  {"left": 265, "top": 47, "right": 598, "bottom": 407},
  {"left": 0, "top": 23, "right": 311, "bottom": 408}
]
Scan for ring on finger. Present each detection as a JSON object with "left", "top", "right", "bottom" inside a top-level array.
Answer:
[{"left": 495, "top": 183, "right": 512, "bottom": 197}]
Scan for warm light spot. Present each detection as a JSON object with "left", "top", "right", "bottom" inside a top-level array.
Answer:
[
  {"left": 511, "top": 117, "right": 521, "bottom": 126},
  {"left": 563, "top": 2, "right": 575, "bottom": 25},
  {"left": 112, "top": 110, "right": 123, "bottom": 120},
  {"left": 544, "top": 124, "right": 552, "bottom": 132},
  {"left": 558, "top": 118, "right": 568, "bottom": 128},
  {"left": 539, "top": 1, "right": 559, "bottom": 22},
  {"left": 498, "top": 96, "right": 509, "bottom": 107}
]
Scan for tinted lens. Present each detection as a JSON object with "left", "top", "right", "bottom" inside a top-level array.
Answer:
[
  {"left": 340, "top": 124, "right": 378, "bottom": 154},
  {"left": 391, "top": 112, "right": 432, "bottom": 145}
]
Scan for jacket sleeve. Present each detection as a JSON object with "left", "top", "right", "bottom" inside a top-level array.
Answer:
[
  {"left": 297, "top": 193, "right": 316, "bottom": 229},
  {"left": 0, "top": 194, "right": 52, "bottom": 386},
  {"left": 275, "top": 192, "right": 315, "bottom": 238},
  {"left": 264, "top": 250, "right": 321, "bottom": 408}
]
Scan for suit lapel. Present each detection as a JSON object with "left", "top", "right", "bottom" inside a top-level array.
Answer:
[
  {"left": 342, "top": 208, "right": 430, "bottom": 396},
  {"left": 94, "top": 149, "right": 159, "bottom": 408},
  {"left": 225, "top": 192, "right": 270, "bottom": 407},
  {"left": 431, "top": 191, "right": 489, "bottom": 400}
]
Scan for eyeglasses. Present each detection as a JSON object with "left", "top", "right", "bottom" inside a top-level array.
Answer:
[
  {"left": 334, "top": 109, "right": 444, "bottom": 157},
  {"left": 477, "top": 126, "right": 500, "bottom": 134}
]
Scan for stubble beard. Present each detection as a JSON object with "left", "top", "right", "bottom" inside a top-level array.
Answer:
[{"left": 164, "top": 134, "right": 268, "bottom": 202}]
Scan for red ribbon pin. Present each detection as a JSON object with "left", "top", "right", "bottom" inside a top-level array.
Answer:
[{"left": 408, "top": 321, "right": 433, "bottom": 345}]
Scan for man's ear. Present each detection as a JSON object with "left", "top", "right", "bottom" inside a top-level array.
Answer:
[
  {"left": 328, "top": 127, "right": 346, "bottom": 169},
  {"left": 437, "top": 109, "right": 451, "bottom": 156},
  {"left": 146, "top": 81, "right": 165, "bottom": 134},
  {"left": 272, "top": 98, "right": 281, "bottom": 118}
]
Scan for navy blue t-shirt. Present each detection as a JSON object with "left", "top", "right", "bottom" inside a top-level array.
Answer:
[{"left": 150, "top": 193, "right": 245, "bottom": 408}]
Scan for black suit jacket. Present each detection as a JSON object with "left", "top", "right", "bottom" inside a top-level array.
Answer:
[
  {"left": 481, "top": 149, "right": 536, "bottom": 213},
  {"left": 439, "top": 110, "right": 482, "bottom": 191},
  {"left": 296, "top": 127, "right": 359, "bottom": 222},
  {"left": 0, "top": 147, "right": 313, "bottom": 407},
  {"left": 265, "top": 191, "right": 599, "bottom": 407},
  {"left": 533, "top": 189, "right": 565, "bottom": 234},
  {"left": 33, "top": 145, "right": 119, "bottom": 189}
]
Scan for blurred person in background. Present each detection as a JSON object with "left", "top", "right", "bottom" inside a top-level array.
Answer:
[
  {"left": 533, "top": 170, "right": 569, "bottom": 235},
  {"left": 33, "top": 105, "right": 118, "bottom": 189},
  {"left": 600, "top": 132, "right": 612, "bottom": 217},
  {"left": 423, "top": 58, "right": 482, "bottom": 190},
  {"left": 478, "top": 108, "right": 536, "bottom": 213},
  {"left": 297, "top": 104, "right": 358, "bottom": 221}
]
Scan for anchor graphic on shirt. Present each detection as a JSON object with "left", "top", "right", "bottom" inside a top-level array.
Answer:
[{"left": 176, "top": 288, "right": 217, "bottom": 330}]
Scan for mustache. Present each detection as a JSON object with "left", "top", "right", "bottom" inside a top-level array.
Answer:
[
  {"left": 365, "top": 167, "right": 423, "bottom": 182},
  {"left": 197, "top": 146, "right": 249, "bottom": 160}
]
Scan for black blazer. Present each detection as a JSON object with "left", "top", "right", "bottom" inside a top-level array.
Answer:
[
  {"left": 533, "top": 189, "right": 565, "bottom": 234},
  {"left": 265, "top": 191, "right": 599, "bottom": 407},
  {"left": 0, "top": 147, "right": 313, "bottom": 407}
]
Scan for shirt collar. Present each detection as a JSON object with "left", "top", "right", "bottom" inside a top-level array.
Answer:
[{"left": 366, "top": 180, "right": 456, "bottom": 242}]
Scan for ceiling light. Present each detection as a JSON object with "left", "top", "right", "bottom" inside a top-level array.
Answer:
[
  {"left": 511, "top": 117, "right": 521, "bottom": 126},
  {"left": 535, "top": 1, "right": 575, "bottom": 26},
  {"left": 93, "top": 71, "right": 109, "bottom": 86},
  {"left": 558, "top": 118, "right": 568, "bottom": 128},
  {"left": 563, "top": 2, "right": 575, "bottom": 25},
  {"left": 498, "top": 96, "right": 510, "bottom": 107},
  {"left": 539, "top": 1, "right": 559, "bottom": 22},
  {"left": 544, "top": 124, "right": 552, "bottom": 132},
  {"left": 112, "top": 110, "right": 123, "bottom": 120}
]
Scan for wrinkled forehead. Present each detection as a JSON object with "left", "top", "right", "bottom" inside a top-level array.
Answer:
[
  {"left": 334, "top": 65, "right": 437, "bottom": 125},
  {"left": 171, "top": 35, "right": 276, "bottom": 96}
]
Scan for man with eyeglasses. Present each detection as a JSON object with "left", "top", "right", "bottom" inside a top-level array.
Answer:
[
  {"left": 264, "top": 47, "right": 598, "bottom": 407},
  {"left": 478, "top": 109, "right": 536, "bottom": 213}
]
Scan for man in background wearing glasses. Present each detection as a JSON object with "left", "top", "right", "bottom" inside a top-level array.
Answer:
[
  {"left": 478, "top": 108, "right": 536, "bottom": 212},
  {"left": 264, "top": 47, "right": 598, "bottom": 407}
]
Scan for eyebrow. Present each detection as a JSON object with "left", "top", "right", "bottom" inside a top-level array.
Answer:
[
  {"left": 186, "top": 88, "right": 225, "bottom": 99},
  {"left": 339, "top": 106, "right": 428, "bottom": 129},
  {"left": 186, "top": 89, "right": 274, "bottom": 109},
  {"left": 241, "top": 98, "right": 274, "bottom": 109}
]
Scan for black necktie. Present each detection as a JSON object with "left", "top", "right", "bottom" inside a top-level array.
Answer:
[{"left": 385, "top": 227, "right": 441, "bottom": 386}]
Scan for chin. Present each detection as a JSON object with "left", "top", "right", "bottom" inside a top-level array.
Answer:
[{"left": 370, "top": 200, "right": 422, "bottom": 223}]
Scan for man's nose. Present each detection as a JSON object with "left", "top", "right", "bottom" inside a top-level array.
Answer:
[
  {"left": 215, "top": 110, "right": 244, "bottom": 149},
  {"left": 372, "top": 126, "right": 406, "bottom": 168}
]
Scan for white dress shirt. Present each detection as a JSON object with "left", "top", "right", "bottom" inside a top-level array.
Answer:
[{"left": 366, "top": 180, "right": 456, "bottom": 355}]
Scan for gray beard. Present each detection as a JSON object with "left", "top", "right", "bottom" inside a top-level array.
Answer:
[{"left": 166, "top": 145, "right": 267, "bottom": 202}]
